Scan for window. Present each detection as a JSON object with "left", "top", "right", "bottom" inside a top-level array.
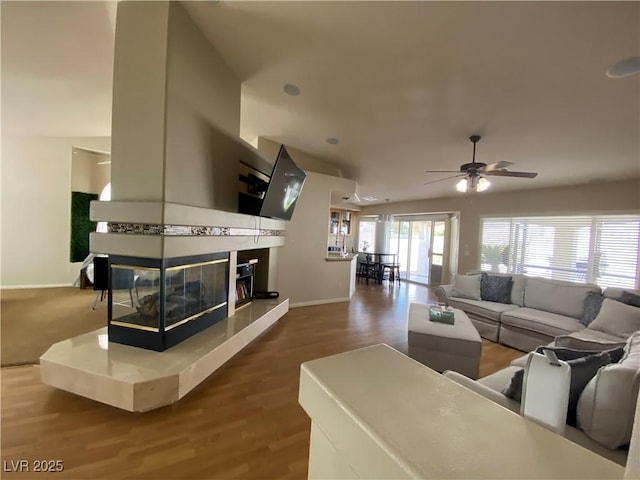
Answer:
[
  {"left": 480, "top": 215, "right": 640, "bottom": 289},
  {"left": 357, "top": 218, "right": 376, "bottom": 252}
]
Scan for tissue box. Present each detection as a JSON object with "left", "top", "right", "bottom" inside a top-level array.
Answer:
[{"left": 429, "top": 307, "right": 455, "bottom": 324}]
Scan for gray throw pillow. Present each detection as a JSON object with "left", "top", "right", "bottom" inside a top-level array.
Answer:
[
  {"left": 480, "top": 273, "right": 513, "bottom": 304},
  {"left": 502, "top": 368, "right": 524, "bottom": 402},
  {"left": 502, "top": 347, "right": 620, "bottom": 426},
  {"left": 620, "top": 290, "right": 640, "bottom": 308},
  {"left": 581, "top": 291, "right": 605, "bottom": 326},
  {"left": 559, "top": 351, "right": 614, "bottom": 426}
]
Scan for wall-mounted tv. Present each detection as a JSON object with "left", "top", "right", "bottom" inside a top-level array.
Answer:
[{"left": 257, "top": 146, "right": 306, "bottom": 221}]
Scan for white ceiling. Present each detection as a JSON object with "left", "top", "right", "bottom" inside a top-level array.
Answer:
[{"left": 3, "top": 1, "right": 639, "bottom": 204}]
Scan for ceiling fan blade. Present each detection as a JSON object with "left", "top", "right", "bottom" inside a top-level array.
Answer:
[
  {"left": 486, "top": 170, "right": 538, "bottom": 178},
  {"left": 482, "top": 161, "right": 514, "bottom": 172},
  {"left": 425, "top": 170, "right": 461, "bottom": 173},
  {"left": 424, "top": 174, "right": 466, "bottom": 186}
]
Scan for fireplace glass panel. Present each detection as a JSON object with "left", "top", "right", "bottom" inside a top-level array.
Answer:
[
  {"left": 164, "top": 259, "right": 229, "bottom": 330},
  {"left": 111, "top": 265, "right": 161, "bottom": 331},
  {"left": 108, "top": 253, "right": 229, "bottom": 351}
]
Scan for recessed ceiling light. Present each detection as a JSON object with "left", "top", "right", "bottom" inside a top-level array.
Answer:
[
  {"left": 283, "top": 83, "right": 300, "bottom": 96},
  {"left": 606, "top": 57, "right": 640, "bottom": 78},
  {"left": 326, "top": 137, "right": 340, "bottom": 145},
  {"left": 362, "top": 195, "right": 378, "bottom": 202}
]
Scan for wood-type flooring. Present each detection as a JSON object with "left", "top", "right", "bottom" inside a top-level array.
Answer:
[{"left": 1, "top": 282, "right": 523, "bottom": 479}]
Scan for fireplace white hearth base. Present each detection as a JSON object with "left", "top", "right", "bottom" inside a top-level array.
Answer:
[{"left": 40, "top": 298, "right": 289, "bottom": 412}]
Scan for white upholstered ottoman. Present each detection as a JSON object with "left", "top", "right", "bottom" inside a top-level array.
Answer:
[{"left": 408, "top": 303, "right": 482, "bottom": 379}]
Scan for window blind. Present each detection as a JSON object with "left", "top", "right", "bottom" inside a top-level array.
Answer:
[{"left": 480, "top": 215, "right": 640, "bottom": 289}]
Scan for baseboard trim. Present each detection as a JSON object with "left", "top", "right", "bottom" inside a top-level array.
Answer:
[
  {"left": 290, "top": 297, "right": 350, "bottom": 308},
  {"left": 1, "top": 283, "right": 74, "bottom": 290}
]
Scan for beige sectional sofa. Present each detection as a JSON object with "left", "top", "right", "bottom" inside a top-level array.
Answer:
[
  {"left": 435, "top": 273, "right": 640, "bottom": 465},
  {"left": 444, "top": 329, "right": 640, "bottom": 466},
  {"left": 435, "top": 273, "right": 639, "bottom": 352}
]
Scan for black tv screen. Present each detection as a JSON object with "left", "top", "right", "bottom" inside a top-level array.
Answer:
[{"left": 259, "top": 146, "right": 306, "bottom": 221}]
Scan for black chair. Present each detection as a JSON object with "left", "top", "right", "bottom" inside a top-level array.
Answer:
[
  {"left": 357, "top": 254, "right": 377, "bottom": 284},
  {"left": 382, "top": 263, "right": 402, "bottom": 284},
  {"left": 92, "top": 256, "right": 109, "bottom": 309},
  {"left": 92, "top": 256, "right": 135, "bottom": 309}
]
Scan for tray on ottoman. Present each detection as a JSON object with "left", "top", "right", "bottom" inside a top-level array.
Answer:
[{"left": 429, "top": 306, "right": 455, "bottom": 324}]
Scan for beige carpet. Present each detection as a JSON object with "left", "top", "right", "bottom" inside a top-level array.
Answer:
[{"left": 1, "top": 287, "right": 107, "bottom": 366}]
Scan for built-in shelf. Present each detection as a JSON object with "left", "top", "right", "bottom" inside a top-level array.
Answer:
[{"left": 236, "top": 259, "right": 257, "bottom": 309}]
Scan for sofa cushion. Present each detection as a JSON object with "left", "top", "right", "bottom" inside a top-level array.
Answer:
[
  {"left": 509, "top": 275, "right": 527, "bottom": 307},
  {"left": 577, "top": 331, "right": 640, "bottom": 450},
  {"left": 452, "top": 274, "right": 481, "bottom": 300},
  {"left": 554, "top": 329, "right": 629, "bottom": 350},
  {"left": 588, "top": 298, "right": 640, "bottom": 338},
  {"left": 501, "top": 308, "right": 583, "bottom": 338},
  {"left": 581, "top": 291, "right": 605, "bottom": 326},
  {"left": 480, "top": 273, "right": 513, "bottom": 304},
  {"left": 524, "top": 277, "right": 600, "bottom": 319},
  {"left": 446, "top": 297, "right": 520, "bottom": 322}
]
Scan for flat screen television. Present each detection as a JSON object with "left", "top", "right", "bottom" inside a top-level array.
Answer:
[{"left": 258, "top": 145, "right": 306, "bottom": 221}]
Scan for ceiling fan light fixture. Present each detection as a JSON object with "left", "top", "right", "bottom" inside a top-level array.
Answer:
[
  {"left": 477, "top": 177, "right": 491, "bottom": 192},
  {"left": 455, "top": 176, "right": 490, "bottom": 193}
]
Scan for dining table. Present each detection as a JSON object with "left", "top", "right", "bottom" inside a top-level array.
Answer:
[{"left": 357, "top": 252, "right": 399, "bottom": 284}]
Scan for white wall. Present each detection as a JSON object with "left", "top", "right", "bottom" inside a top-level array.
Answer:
[
  {"left": 1, "top": 136, "right": 111, "bottom": 287},
  {"left": 109, "top": 1, "right": 168, "bottom": 203},
  {"left": 276, "top": 172, "right": 358, "bottom": 306},
  {"left": 71, "top": 149, "right": 110, "bottom": 194},
  {"left": 361, "top": 179, "right": 640, "bottom": 274}
]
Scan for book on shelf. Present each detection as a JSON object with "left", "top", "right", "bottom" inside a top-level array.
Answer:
[{"left": 236, "top": 281, "right": 250, "bottom": 302}]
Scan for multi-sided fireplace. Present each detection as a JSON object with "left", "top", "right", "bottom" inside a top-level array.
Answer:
[{"left": 107, "top": 252, "right": 229, "bottom": 351}]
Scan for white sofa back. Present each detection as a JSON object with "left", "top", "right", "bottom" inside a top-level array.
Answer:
[{"left": 524, "top": 277, "right": 601, "bottom": 319}]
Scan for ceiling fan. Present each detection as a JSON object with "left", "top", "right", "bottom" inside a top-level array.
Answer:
[{"left": 425, "top": 135, "right": 538, "bottom": 192}]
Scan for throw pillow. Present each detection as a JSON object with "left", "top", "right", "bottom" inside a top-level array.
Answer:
[
  {"left": 556, "top": 351, "right": 614, "bottom": 426},
  {"left": 480, "top": 273, "right": 513, "bottom": 304},
  {"left": 452, "top": 274, "right": 482, "bottom": 300},
  {"left": 577, "top": 331, "right": 640, "bottom": 450},
  {"left": 502, "top": 347, "right": 620, "bottom": 426},
  {"left": 580, "top": 291, "right": 605, "bottom": 326},
  {"left": 620, "top": 290, "right": 640, "bottom": 308},
  {"left": 502, "top": 368, "right": 525, "bottom": 402},
  {"left": 588, "top": 298, "right": 640, "bottom": 337}
]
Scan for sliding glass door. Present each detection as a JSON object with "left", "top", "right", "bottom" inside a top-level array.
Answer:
[
  {"left": 390, "top": 220, "right": 432, "bottom": 284},
  {"left": 359, "top": 214, "right": 454, "bottom": 286}
]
